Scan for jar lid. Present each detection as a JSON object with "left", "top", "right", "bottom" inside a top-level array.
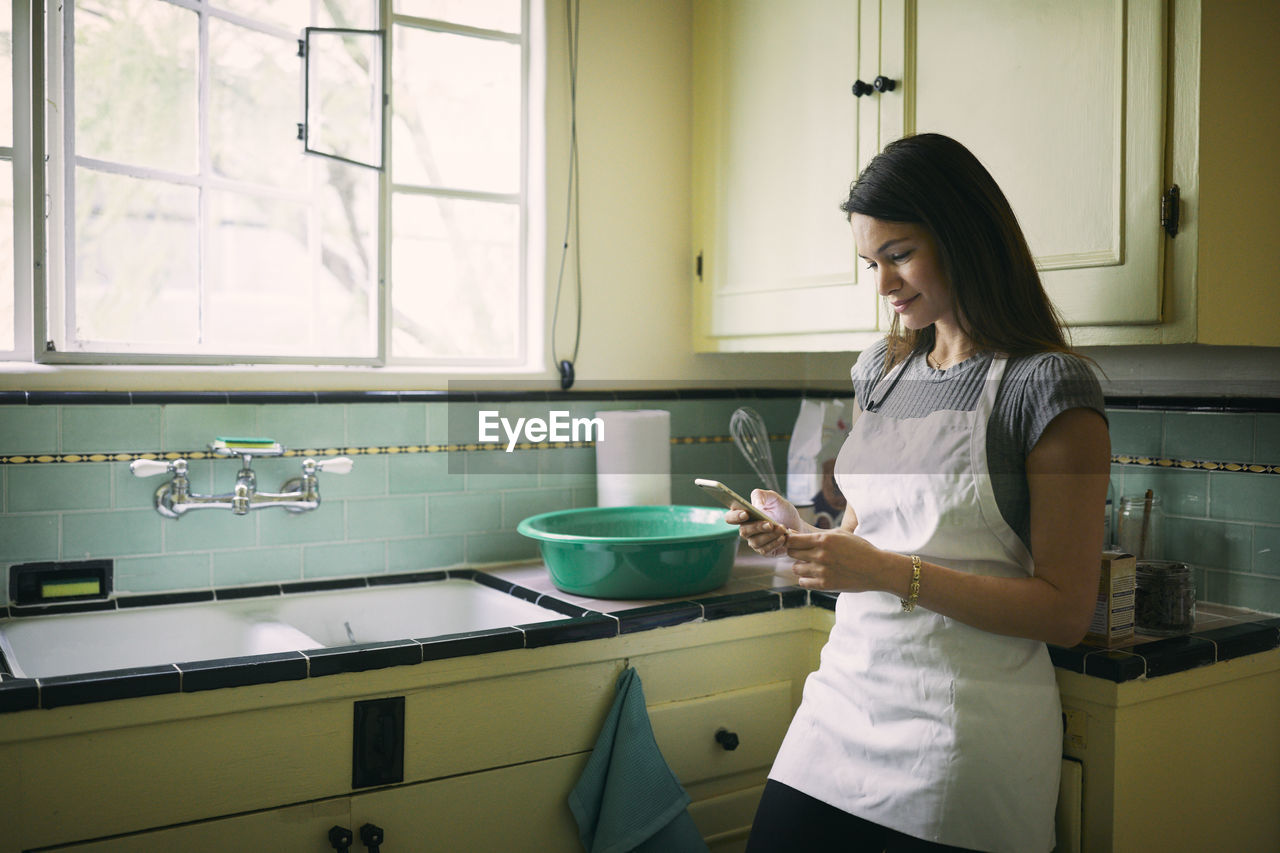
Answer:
[{"left": 1136, "top": 559, "right": 1191, "bottom": 576}]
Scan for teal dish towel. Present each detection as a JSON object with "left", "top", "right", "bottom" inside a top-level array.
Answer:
[{"left": 569, "top": 667, "right": 708, "bottom": 853}]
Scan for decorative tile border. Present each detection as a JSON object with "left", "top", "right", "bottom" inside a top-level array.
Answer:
[
  {"left": 5, "top": 444, "right": 1276, "bottom": 477},
  {"left": 0, "top": 433, "right": 787, "bottom": 467},
  {"left": 1110, "top": 455, "right": 1279, "bottom": 475}
]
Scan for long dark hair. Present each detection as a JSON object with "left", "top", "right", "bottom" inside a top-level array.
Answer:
[{"left": 841, "top": 133, "right": 1069, "bottom": 372}]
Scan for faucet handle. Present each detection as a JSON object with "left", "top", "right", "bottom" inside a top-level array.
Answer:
[
  {"left": 130, "top": 458, "right": 177, "bottom": 478},
  {"left": 313, "top": 456, "right": 354, "bottom": 475}
]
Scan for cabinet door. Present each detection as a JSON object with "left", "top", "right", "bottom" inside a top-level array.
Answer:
[
  {"left": 43, "top": 798, "right": 352, "bottom": 853},
  {"left": 351, "top": 752, "right": 589, "bottom": 853},
  {"left": 880, "top": 0, "right": 1167, "bottom": 328},
  {"left": 693, "top": 0, "right": 880, "bottom": 352}
]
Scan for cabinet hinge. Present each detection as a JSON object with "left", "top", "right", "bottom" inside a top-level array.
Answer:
[
  {"left": 1161, "top": 185, "right": 1180, "bottom": 238},
  {"left": 696, "top": 251, "right": 703, "bottom": 281}
]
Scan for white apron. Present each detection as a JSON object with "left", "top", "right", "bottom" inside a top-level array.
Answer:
[{"left": 769, "top": 355, "right": 1061, "bottom": 853}]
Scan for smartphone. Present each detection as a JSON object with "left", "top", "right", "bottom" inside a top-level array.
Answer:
[{"left": 694, "top": 478, "right": 774, "bottom": 524}]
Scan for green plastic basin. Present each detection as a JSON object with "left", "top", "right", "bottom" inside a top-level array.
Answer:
[{"left": 516, "top": 505, "right": 739, "bottom": 599}]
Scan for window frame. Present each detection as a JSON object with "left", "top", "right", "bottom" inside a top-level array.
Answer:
[{"left": 8, "top": 0, "right": 545, "bottom": 376}]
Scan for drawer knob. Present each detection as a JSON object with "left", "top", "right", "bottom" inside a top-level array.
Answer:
[{"left": 715, "top": 728, "right": 740, "bottom": 751}]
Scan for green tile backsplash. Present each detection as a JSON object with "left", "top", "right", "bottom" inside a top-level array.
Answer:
[{"left": 2, "top": 396, "right": 1277, "bottom": 617}]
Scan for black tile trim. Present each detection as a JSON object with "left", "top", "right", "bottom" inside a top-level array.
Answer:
[
  {"left": 179, "top": 652, "right": 309, "bottom": 693},
  {"left": 613, "top": 602, "right": 703, "bottom": 634},
  {"left": 9, "top": 599, "right": 117, "bottom": 617},
  {"left": 811, "top": 591, "right": 839, "bottom": 612},
  {"left": 0, "top": 388, "right": 827, "bottom": 407},
  {"left": 129, "top": 391, "right": 231, "bottom": 405},
  {"left": 419, "top": 627, "right": 525, "bottom": 662},
  {"left": 0, "top": 678, "right": 39, "bottom": 712},
  {"left": 1048, "top": 645, "right": 1087, "bottom": 674},
  {"left": 367, "top": 570, "right": 450, "bottom": 586},
  {"left": 117, "top": 590, "right": 215, "bottom": 609},
  {"left": 214, "top": 584, "right": 284, "bottom": 601},
  {"left": 303, "top": 640, "right": 422, "bottom": 677},
  {"left": 28, "top": 391, "right": 133, "bottom": 405},
  {"left": 775, "top": 587, "right": 810, "bottom": 609},
  {"left": 1195, "top": 622, "right": 1280, "bottom": 662},
  {"left": 281, "top": 577, "right": 369, "bottom": 595},
  {"left": 1105, "top": 396, "right": 1280, "bottom": 413},
  {"left": 519, "top": 614, "right": 618, "bottom": 648},
  {"left": 7, "top": 389, "right": 1280, "bottom": 412},
  {"left": 696, "top": 589, "right": 781, "bottom": 620},
  {"left": 532, "top": 594, "right": 591, "bottom": 618},
  {"left": 39, "top": 665, "right": 181, "bottom": 708},
  {"left": 1132, "top": 635, "right": 1217, "bottom": 678},
  {"left": 1081, "top": 649, "right": 1147, "bottom": 682}
]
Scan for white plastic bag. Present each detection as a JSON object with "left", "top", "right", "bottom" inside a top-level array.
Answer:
[{"left": 786, "top": 399, "right": 852, "bottom": 529}]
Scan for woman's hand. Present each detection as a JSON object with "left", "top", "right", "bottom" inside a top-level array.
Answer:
[
  {"left": 784, "top": 528, "right": 894, "bottom": 592},
  {"left": 726, "top": 489, "right": 803, "bottom": 557}
]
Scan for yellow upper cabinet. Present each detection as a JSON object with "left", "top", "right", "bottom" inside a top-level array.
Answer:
[
  {"left": 694, "top": 1, "right": 1274, "bottom": 352},
  {"left": 692, "top": 0, "right": 876, "bottom": 353},
  {"left": 1194, "top": 0, "right": 1280, "bottom": 347}
]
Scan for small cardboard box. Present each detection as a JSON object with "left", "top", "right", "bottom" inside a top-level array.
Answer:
[{"left": 1083, "top": 550, "right": 1136, "bottom": 647}]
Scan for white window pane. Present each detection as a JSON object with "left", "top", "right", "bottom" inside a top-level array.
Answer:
[
  {"left": 209, "top": 19, "right": 302, "bottom": 187},
  {"left": 74, "top": 0, "right": 197, "bottom": 173},
  {"left": 306, "top": 29, "right": 383, "bottom": 169},
  {"left": 206, "top": 190, "right": 310, "bottom": 353},
  {"left": 392, "top": 193, "right": 519, "bottom": 360},
  {"left": 314, "top": 160, "right": 380, "bottom": 356},
  {"left": 0, "top": 160, "right": 12, "bottom": 351},
  {"left": 395, "top": 0, "right": 522, "bottom": 33},
  {"left": 0, "top": 0, "right": 11, "bottom": 146},
  {"left": 73, "top": 168, "right": 198, "bottom": 346},
  {"left": 392, "top": 27, "right": 521, "bottom": 193},
  {"left": 211, "top": 0, "right": 308, "bottom": 32}
]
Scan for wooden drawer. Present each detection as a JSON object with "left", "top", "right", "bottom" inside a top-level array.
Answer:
[{"left": 649, "top": 680, "right": 792, "bottom": 788}]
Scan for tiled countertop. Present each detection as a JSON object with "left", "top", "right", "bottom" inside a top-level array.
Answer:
[{"left": 1, "top": 548, "right": 1277, "bottom": 713}]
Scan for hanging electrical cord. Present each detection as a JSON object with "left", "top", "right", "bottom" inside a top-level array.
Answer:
[{"left": 550, "top": 0, "right": 583, "bottom": 390}]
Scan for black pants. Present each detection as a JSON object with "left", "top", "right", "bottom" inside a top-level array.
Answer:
[{"left": 745, "top": 780, "right": 980, "bottom": 853}]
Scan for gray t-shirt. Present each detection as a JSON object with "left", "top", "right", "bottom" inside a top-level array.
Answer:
[{"left": 850, "top": 338, "right": 1106, "bottom": 553}]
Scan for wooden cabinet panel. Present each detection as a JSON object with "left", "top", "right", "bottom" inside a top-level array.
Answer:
[
  {"left": 693, "top": 0, "right": 879, "bottom": 352},
  {"left": 351, "top": 753, "right": 589, "bottom": 853},
  {"left": 649, "top": 680, "right": 791, "bottom": 787},
  {"left": 895, "top": 0, "right": 1166, "bottom": 328},
  {"left": 44, "top": 799, "right": 352, "bottom": 853}
]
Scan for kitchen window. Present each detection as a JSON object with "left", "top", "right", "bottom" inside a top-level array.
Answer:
[{"left": 0, "top": 0, "right": 544, "bottom": 369}]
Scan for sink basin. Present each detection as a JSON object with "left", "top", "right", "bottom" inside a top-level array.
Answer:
[
  {"left": 265, "top": 579, "right": 569, "bottom": 646},
  {"left": 0, "top": 576, "right": 572, "bottom": 680},
  {"left": 0, "top": 604, "right": 322, "bottom": 679}
]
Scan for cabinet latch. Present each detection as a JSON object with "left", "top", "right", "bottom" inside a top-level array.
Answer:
[
  {"left": 696, "top": 251, "right": 703, "bottom": 281},
  {"left": 1161, "top": 185, "right": 1180, "bottom": 238}
]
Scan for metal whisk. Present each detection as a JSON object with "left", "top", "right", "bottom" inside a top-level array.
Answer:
[{"left": 730, "top": 406, "right": 783, "bottom": 494}]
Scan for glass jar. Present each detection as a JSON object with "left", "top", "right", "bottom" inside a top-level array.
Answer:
[
  {"left": 1135, "top": 560, "right": 1196, "bottom": 636},
  {"left": 1117, "top": 494, "right": 1163, "bottom": 561}
]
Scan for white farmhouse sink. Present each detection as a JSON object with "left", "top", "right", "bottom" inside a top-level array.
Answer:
[
  {"left": 0, "top": 578, "right": 570, "bottom": 680},
  {"left": 266, "top": 579, "right": 568, "bottom": 646},
  {"left": 0, "top": 604, "right": 323, "bottom": 679}
]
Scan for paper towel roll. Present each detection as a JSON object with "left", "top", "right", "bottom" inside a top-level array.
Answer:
[{"left": 594, "top": 409, "right": 671, "bottom": 507}]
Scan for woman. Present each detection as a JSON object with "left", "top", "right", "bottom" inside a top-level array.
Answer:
[{"left": 732, "top": 134, "right": 1110, "bottom": 852}]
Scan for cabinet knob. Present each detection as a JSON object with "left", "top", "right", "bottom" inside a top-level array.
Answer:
[
  {"left": 359, "top": 823, "right": 385, "bottom": 853},
  {"left": 328, "top": 825, "right": 354, "bottom": 852},
  {"left": 715, "top": 728, "right": 740, "bottom": 751},
  {"left": 852, "top": 79, "right": 875, "bottom": 97},
  {"left": 874, "top": 75, "right": 897, "bottom": 93}
]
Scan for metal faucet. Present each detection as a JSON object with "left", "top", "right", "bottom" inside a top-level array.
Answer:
[{"left": 130, "top": 443, "right": 353, "bottom": 519}]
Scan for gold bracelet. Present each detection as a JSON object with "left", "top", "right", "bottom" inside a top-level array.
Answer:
[{"left": 900, "top": 555, "right": 922, "bottom": 612}]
